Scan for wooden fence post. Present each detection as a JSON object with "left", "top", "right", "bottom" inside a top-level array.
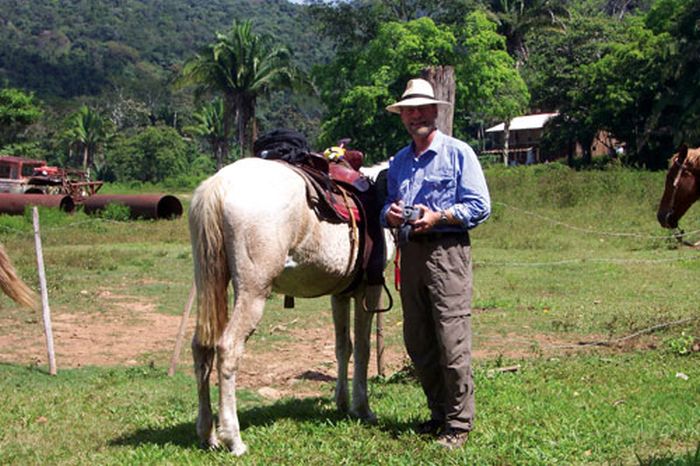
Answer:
[
  {"left": 168, "top": 282, "right": 196, "bottom": 376},
  {"left": 376, "top": 301, "right": 385, "bottom": 378},
  {"left": 32, "top": 207, "right": 57, "bottom": 375}
]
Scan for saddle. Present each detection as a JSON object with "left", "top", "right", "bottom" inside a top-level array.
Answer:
[
  {"left": 279, "top": 155, "right": 375, "bottom": 288},
  {"left": 254, "top": 129, "right": 385, "bottom": 307}
]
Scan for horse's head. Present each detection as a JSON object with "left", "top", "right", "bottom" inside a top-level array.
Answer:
[{"left": 657, "top": 144, "right": 700, "bottom": 228}]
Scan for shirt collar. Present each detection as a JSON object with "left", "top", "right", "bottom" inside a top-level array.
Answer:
[{"left": 410, "top": 129, "right": 445, "bottom": 159}]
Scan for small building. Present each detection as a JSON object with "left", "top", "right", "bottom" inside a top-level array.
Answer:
[
  {"left": 483, "top": 112, "right": 559, "bottom": 165},
  {"left": 483, "top": 113, "right": 625, "bottom": 164}
]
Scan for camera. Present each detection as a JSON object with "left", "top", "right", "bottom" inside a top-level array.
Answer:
[{"left": 402, "top": 205, "right": 422, "bottom": 223}]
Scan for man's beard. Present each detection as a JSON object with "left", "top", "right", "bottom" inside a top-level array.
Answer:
[{"left": 406, "top": 123, "right": 435, "bottom": 138}]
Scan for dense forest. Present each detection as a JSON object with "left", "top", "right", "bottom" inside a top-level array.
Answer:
[
  {"left": 0, "top": 0, "right": 326, "bottom": 96},
  {"left": 0, "top": 0, "right": 697, "bottom": 183}
]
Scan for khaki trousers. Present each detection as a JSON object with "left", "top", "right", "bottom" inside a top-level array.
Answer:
[{"left": 400, "top": 235, "right": 474, "bottom": 431}]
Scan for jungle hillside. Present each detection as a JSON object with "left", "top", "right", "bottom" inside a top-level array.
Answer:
[{"left": 1, "top": 0, "right": 698, "bottom": 184}]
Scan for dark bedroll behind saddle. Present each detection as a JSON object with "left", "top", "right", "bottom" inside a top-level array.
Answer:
[
  {"left": 254, "top": 129, "right": 386, "bottom": 306},
  {"left": 254, "top": 129, "right": 368, "bottom": 222}
]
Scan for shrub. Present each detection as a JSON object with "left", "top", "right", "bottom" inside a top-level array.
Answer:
[{"left": 98, "top": 202, "right": 131, "bottom": 221}]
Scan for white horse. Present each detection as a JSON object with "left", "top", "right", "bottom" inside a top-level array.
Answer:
[
  {"left": 189, "top": 157, "right": 393, "bottom": 455},
  {"left": 0, "top": 243, "right": 36, "bottom": 309}
]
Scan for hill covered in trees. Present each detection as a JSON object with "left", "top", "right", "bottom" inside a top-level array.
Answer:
[
  {"left": 0, "top": 0, "right": 328, "bottom": 100},
  {"left": 1, "top": 0, "right": 697, "bottom": 183}
]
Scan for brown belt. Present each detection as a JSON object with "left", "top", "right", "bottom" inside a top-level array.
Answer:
[{"left": 409, "top": 231, "right": 469, "bottom": 244}]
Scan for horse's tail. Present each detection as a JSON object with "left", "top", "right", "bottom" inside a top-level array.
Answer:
[
  {"left": 189, "top": 175, "right": 230, "bottom": 347},
  {"left": 0, "top": 243, "right": 37, "bottom": 310}
]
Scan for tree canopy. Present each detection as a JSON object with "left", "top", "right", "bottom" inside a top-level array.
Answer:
[
  {"left": 0, "top": 0, "right": 698, "bottom": 177},
  {"left": 0, "top": 88, "right": 43, "bottom": 150},
  {"left": 178, "top": 20, "right": 303, "bottom": 161},
  {"left": 314, "top": 13, "right": 529, "bottom": 162}
]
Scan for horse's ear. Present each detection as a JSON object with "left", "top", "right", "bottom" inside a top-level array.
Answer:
[{"left": 678, "top": 144, "right": 689, "bottom": 162}]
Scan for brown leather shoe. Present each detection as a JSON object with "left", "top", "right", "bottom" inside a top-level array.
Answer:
[
  {"left": 414, "top": 419, "right": 443, "bottom": 436},
  {"left": 436, "top": 427, "right": 469, "bottom": 449}
]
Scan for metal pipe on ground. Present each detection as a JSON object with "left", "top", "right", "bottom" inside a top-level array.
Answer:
[
  {"left": 0, "top": 193, "right": 75, "bottom": 215},
  {"left": 82, "top": 194, "right": 183, "bottom": 220}
]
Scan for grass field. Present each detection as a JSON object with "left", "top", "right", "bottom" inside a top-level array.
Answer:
[{"left": 0, "top": 162, "right": 698, "bottom": 464}]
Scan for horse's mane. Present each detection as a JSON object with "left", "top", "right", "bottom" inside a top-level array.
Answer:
[
  {"left": 685, "top": 148, "right": 700, "bottom": 168},
  {"left": 673, "top": 146, "right": 700, "bottom": 169}
]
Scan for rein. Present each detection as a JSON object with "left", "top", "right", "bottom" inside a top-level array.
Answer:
[
  {"left": 668, "top": 158, "right": 689, "bottom": 209},
  {"left": 672, "top": 227, "right": 694, "bottom": 246},
  {"left": 338, "top": 184, "right": 394, "bottom": 313},
  {"left": 338, "top": 184, "right": 359, "bottom": 279}
]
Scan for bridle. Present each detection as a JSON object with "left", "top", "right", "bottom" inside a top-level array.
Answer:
[
  {"left": 668, "top": 156, "right": 700, "bottom": 246},
  {"left": 670, "top": 156, "right": 700, "bottom": 199}
]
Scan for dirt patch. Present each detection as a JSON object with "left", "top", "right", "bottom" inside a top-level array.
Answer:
[
  {"left": 0, "top": 293, "right": 625, "bottom": 398},
  {"left": 0, "top": 291, "right": 177, "bottom": 368},
  {"left": 0, "top": 291, "right": 407, "bottom": 397}
]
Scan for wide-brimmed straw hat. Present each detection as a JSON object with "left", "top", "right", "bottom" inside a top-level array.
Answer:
[{"left": 386, "top": 78, "right": 452, "bottom": 114}]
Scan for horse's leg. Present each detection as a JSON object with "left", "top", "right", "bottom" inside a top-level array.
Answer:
[
  {"left": 332, "top": 294, "right": 352, "bottom": 413},
  {"left": 351, "top": 284, "right": 380, "bottom": 421},
  {"left": 216, "top": 291, "right": 266, "bottom": 456},
  {"left": 192, "top": 335, "right": 218, "bottom": 449}
]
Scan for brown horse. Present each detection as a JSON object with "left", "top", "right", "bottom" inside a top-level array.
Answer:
[
  {"left": 0, "top": 243, "right": 36, "bottom": 309},
  {"left": 657, "top": 144, "right": 700, "bottom": 229}
]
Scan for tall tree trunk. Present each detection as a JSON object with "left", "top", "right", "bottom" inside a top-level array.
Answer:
[
  {"left": 581, "top": 134, "right": 594, "bottom": 166},
  {"left": 237, "top": 114, "right": 247, "bottom": 157},
  {"left": 222, "top": 95, "right": 235, "bottom": 169},
  {"left": 237, "top": 98, "right": 255, "bottom": 157},
  {"left": 214, "top": 142, "right": 224, "bottom": 171},
  {"left": 421, "top": 66, "right": 455, "bottom": 136},
  {"left": 82, "top": 145, "right": 89, "bottom": 172},
  {"left": 567, "top": 138, "right": 575, "bottom": 166},
  {"left": 233, "top": 94, "right": 250, "bottom": 157},
  {"left": 251, "top": 113, "right": 258, "bottom": 148}
]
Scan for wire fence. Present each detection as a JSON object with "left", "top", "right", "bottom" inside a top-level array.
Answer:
[
  {"left": 2, "top": 203, "right": 698, "bottom": 270},
  {"left": 1, "top": 203, "right": 697, "bottom": 361},
  {"left": 494, "top": 201, "right": 700, "bottom": 240}
]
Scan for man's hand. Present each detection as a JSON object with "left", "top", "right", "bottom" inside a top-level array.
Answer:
[
  {"left": 385, "top": 202, "right": 405, "bottom": 228},
  {"left": 410, "top": 204, "right": 441, "bottom": 233}
]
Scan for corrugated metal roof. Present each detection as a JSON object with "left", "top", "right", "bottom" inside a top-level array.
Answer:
[{"left": 485, "top": 113, "right": 559, "bottom": 132}]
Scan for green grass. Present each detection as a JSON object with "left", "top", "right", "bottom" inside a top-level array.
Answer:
[
  {"left": 0, "top": 352, "right": 698, "bottom": 465},
  {"left": 1, "top": 165, "right": 699, "bottom": 463}
]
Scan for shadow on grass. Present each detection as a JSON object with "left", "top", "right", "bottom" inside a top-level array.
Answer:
[
  {"left": 111, "top": 420, "right": 196, "bottom": 449},
  {"left": 0, "top": 361, "right": 54, "bottom": 376},
  {"left": 110, "top": 395, "right": 403, "bottom": 449},
  {"left": 636, "top": 443, "right": 700, "bottom": 466}
]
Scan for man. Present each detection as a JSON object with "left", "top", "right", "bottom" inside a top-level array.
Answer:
[{"left": 381, "top": 78, "right": 491, "bottom": 449}]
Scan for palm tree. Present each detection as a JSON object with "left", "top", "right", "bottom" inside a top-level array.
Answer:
[
  {"left": 184, "top": 98, "right": 228, "bottom": 170},
  {"left": 64, "top": 105, "right": 109, "bottom": 173},
  {"left": 486, "top": 0, "right": 570, "bottom": 66},
  {"left": 177, "top": 20, "right": 302, "bottom": 157}
]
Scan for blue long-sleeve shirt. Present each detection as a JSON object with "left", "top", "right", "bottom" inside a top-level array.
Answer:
[{"left": 380, "top": 130, "right": 491, "bottom": 232}]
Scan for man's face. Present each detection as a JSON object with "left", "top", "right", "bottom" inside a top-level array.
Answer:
[{"left": 400, "top": 104, "right": 438, "bottom": 138}]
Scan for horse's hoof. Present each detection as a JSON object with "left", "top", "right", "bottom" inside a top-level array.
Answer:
[
  {"left": 335, "top": 392, "right": 350, "bottom": 413},
  {"left": 218, "top": 431, "right": 248, "bottom": 456},
  {"left": 351, "top": 408, "right": 377, "bottom": 424},
  {"left": 229, "top": 441, "right": 248, "bottom": 456},
  {"left": 200, "top": 441, "right": 219, "bottom": 451},
  {"left": 335, "top": 401, "right": 350, "bottom": 414},
  {"left": 198, "top": 427, "right": 220, "bottom": 450}
]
